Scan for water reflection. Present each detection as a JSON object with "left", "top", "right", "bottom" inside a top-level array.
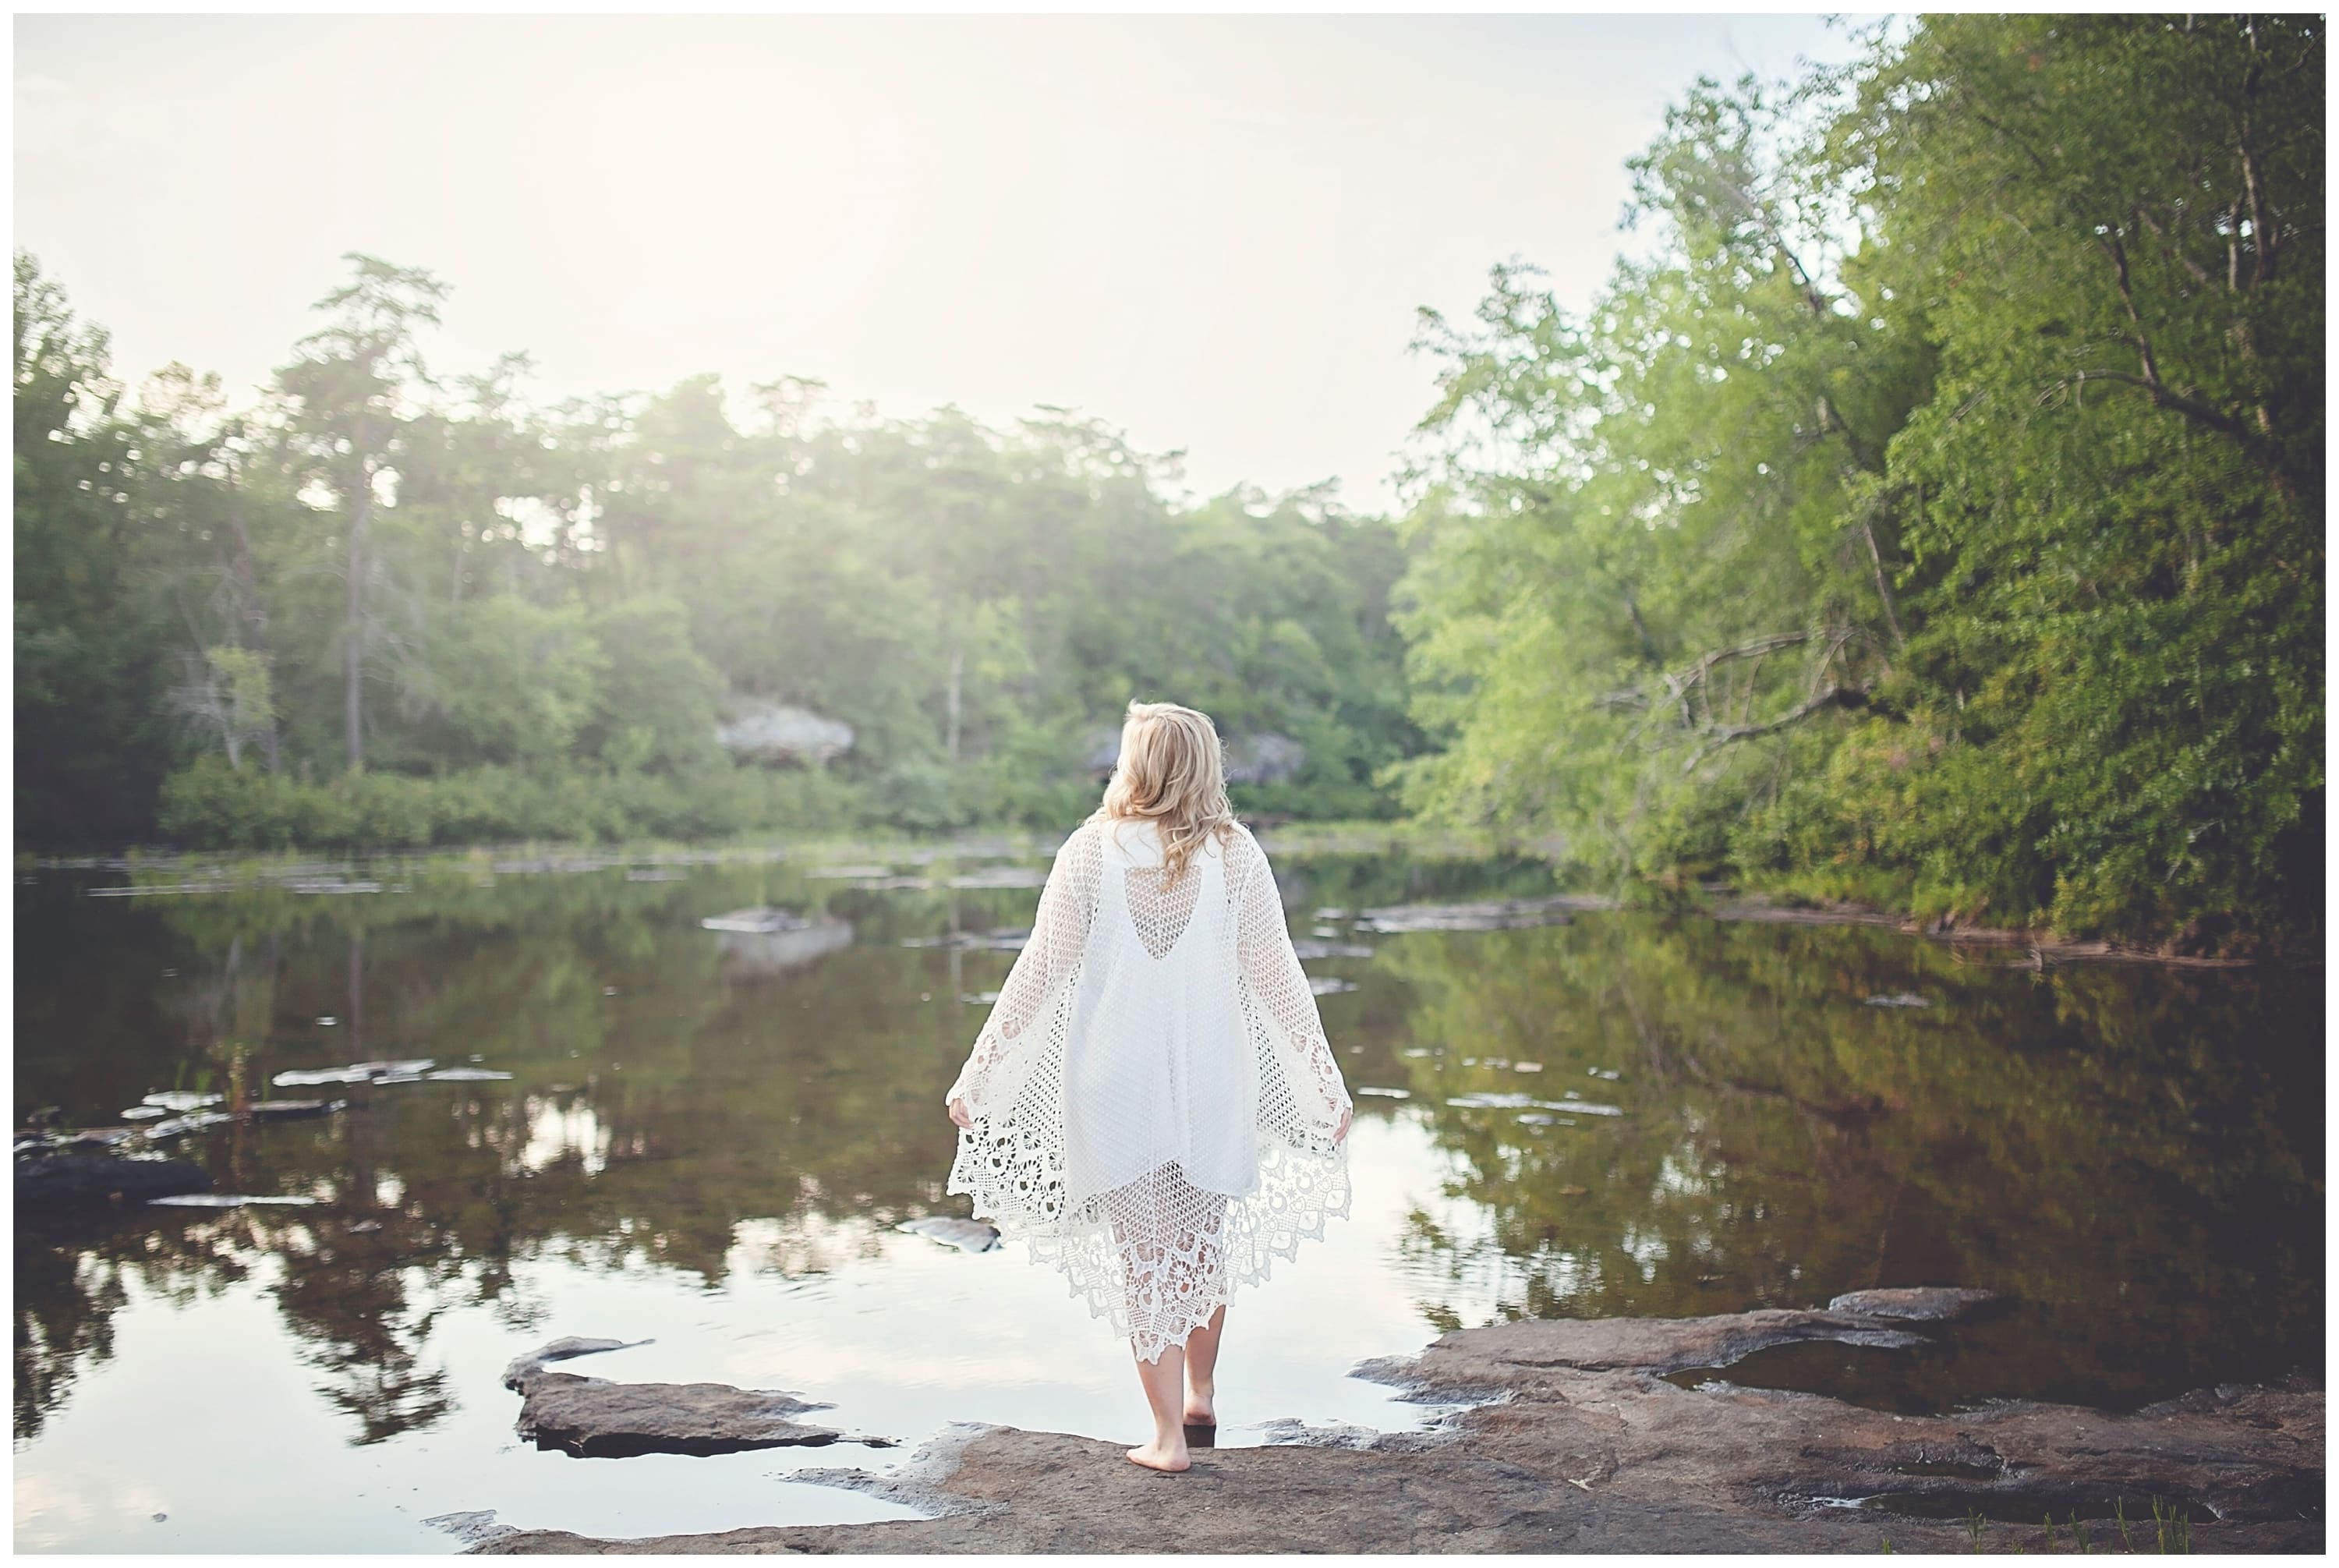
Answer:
[
  {"left": 10, "top": 847, "right": 2323, "bottom": 1545},
  {"left": 1378, "top": 919, "right": 2323, "bottom": 1409}
]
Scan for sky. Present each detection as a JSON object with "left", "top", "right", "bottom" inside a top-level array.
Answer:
[{"left": 16, "top": 14, "right": 1870, "bottom": 515}]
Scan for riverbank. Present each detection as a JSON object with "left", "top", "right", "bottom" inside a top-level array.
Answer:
[
  {"left": 25, "top": 826, "right": 2316, "bottom": 969},
  {"left": 471, "top": 1292, "right": 2322, "bottom": 1554}
]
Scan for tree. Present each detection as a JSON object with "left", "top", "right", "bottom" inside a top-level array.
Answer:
[
  {"left": 1396, "top": 18, "right": 2321, "bottom": 947},
  {"left": 274, "top": 254, "right": 449, "bottom": 770}
]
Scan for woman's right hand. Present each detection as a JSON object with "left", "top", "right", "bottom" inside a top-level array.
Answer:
[
  {"left": 1335, "top": 1104, "right": 1352, "bottom": 1145},
  {"left": 947, "top": 1097, "right": 972, "bottom": 1130}
]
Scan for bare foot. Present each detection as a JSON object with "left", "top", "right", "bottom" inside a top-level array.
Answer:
[
  {"left": 1184, "top": 1386, "right": 1216, "bottom": 1425},
  {"left": 1126, "top": 1438, "right": 1191, "bottom": 1473}
]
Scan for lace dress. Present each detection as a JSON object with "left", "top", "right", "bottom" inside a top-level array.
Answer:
[{"left": 945, "top": 818, "right": 1354, "bottom": 1362}]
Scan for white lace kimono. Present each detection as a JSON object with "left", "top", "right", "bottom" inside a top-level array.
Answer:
[{"left": 945, "top": 817, "right": 1354, "bottom": 1361}]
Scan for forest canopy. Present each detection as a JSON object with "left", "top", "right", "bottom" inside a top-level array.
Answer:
[
  {"left": 15, "top": 258, "right": 1420, "bottom": 850},
  {"left": 13, "top": 15, "right": 2321, "bottom": 950},
  {"left": 1394, "top": 14, "right": 2321, "bottom": 950}
]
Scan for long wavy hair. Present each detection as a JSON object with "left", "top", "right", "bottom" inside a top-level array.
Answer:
[{"left": 1088, "top": 699, "right": 1237, "bottom": 884}]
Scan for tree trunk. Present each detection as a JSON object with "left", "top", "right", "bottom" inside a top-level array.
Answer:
[
  {"left": 344, "top": 448, "right": 373, "bottom": 771},
  {"left": 225, "top": 499, "right": 283, "bottom": 775},
  {"left": 946, "top": 648, "right": 964, "bottom": 761}
]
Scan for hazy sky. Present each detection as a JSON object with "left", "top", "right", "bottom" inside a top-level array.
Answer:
[{"left": 16, "top": 14, "right": 1867, "bottom": 513}]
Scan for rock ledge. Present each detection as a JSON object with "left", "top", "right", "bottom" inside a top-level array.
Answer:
[{"left": 474, "top": 1297, "right": 2322, "bottom": 1554}]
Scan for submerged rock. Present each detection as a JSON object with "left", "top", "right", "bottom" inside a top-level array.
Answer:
[
  {"left": 712, "top": 917, "right": 855, "bottom": 975},
  {"left": 896, "top": 1217, "right": 1001, "bottom": 1254},
  {"left": 946, "top": 865, "right": 1049, "bottom": 890},
  {"left": 1356, "top": 895, "right": 1604, "bottom": 934},
  {"left": 1290, "top": 938, "right": 1375, "bottom": 961},
  {"left": 900, "top": 928, "right": 1030, "bottom": 953},
  {"left": 426, "top": 1510, "right": 519, "bottom": 1547},
  {"left": 1864, "top": 993, "right": 1935, "bottom": 1009},
  {"left": 140, "top": 1090, "right": 225, "bottom": 1113},
  {"left": 17, "top": 1150, "right": 212, "bottom": 1206},
  {"left": 501, "top": 1336, "right": 656, "bottom": 1390},
  {"left": 246, "top": 1099, "right": 345, "bottom": 1120},
  {"left": 147, "top": 1193, "right": 320, "bottom": 1209},
  {"left": 701, "top": 908, "right": 809, "bottom": 934},
  {"left": 274, "top": 1058, "right": 435, "bottom": 1088},
  {"left": 140, "top": 1111, "right": 235, "bottom": 1140},
  {"left": 1825, "top": 1287, "right": 1999, "bottom": 1321}
]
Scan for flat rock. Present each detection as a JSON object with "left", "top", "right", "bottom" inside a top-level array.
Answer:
[
  {"left": 17, "top": 1150, "right": 213, "bottom": 1205},
  {"left": 473, "top": 1296, "right": 2320, "bottom": 1555},
  {"left": 700, "top": 908, "right": 809, "bottom": 933},
  {"left": 1289, "top": 938, "right": 1375, "bottom": 960},
  {"left": 248, "top": 1098, "right": 345, "bottom": 1120},
  {"left": 1356, "top": 894, "right": 1610, "bottom": 933},
  {"left": 511, "top": 1371, "right": 888, "bottom": 1459},
  {"left": 274, "top": 1058, "right": 435, "bottom": 1088},
  {"left": 140, "top": 1090, "right": 224, "bottom": 1112},
  {"left": 897, "top": 1217, "right": 1001, "bottom": 1254},
  {"left": 946, "top": 865, "right": 1049, "bottom": 890},
  {"left": 1826, "top": 1287, "right": 1999, "bottom": 1321}
]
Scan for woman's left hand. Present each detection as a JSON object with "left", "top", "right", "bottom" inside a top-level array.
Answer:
[
  {"left": 947, "top": 1097, "right": 972, "bottom": 1130},
  {"left": 1335, "top": 1105, "right": 1352, "bottom": 1145}
]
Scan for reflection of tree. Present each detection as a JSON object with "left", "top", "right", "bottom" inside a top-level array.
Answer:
[
  {"left": 23, "top": 855, "right": 2314, "bottom": 1443},
  {"left": 268, "top": 1209, "right": 453, "bottom": 1446},
  {"left": 14, "top": 1234, "right": 126, "bottom": 1441},
  {"left": 15, "top": 854, "right": 1138, "bottom": 1445},
  {"left": 13, "top": 1213, "right": 256, "bottom": 1441},
  {"left": 1376, "top": 915, "right": 2323, "bottom": 1407}
]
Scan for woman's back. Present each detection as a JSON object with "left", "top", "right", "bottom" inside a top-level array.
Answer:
[
  {"left": 942, "top": 698, "right": 1352, "bottom": 1471},
  {"left": 1068, "top": 819, "right": 1254, "bottom": 1203},
  {"left": 946, "top": 813, "right": 1352, "bottom": 1358}
]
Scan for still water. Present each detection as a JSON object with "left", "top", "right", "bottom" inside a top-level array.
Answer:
[{"left": 12, "top": 840, "right": 2323, "bottom": 1552}]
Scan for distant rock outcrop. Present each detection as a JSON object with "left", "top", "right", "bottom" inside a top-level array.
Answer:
[
  {"left": 1082, "top": 727, "right": 1307, "bottom": 785},
  {"left": 717, "top": 699, "right": 855, "bottom": 765},
  {"left": 1223, "top": 732, "right": 1307, "bottom": 786}
]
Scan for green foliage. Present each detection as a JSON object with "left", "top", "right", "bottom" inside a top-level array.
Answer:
[
  {"left": 417, "top": 596, "right": 606, "bottom": 766},
  {"left": 13, "top": 255, "right": 178, "bottom": 840},
  {"left": 16, "top": 260, "right": 1423, "bottom": 848},
  {"left": 154, "top": 754, "right": 867, "bottom": 849},
  {"left": 1397, "top": 17, "right": 2322, "bottom": 947},
  {"left": 580, "top": 596, "right": 725, "bottom": 773}
]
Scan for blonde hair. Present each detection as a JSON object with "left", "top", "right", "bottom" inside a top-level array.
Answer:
[{"left": 1089, "top": 700, "right": 1237, "bottom": 884}]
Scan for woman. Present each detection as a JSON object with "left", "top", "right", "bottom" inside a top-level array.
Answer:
[{"left": 945, "top": 700, "right": 1354, "bottom": 1473}]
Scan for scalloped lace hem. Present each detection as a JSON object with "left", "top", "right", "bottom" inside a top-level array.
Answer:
[{"left": 948, "top": 1137, "right": 1353, "bottom": 1362}]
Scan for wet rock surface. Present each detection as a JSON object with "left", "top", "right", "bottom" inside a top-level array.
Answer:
[
  {"left": 501, "top": 1339, "right": 892, "bottom": 1460},
  {"left": 1827, "top": 1286, "right": 2000, "bottom": 1321},
  {"left": 896, "top": 1217, "right": 1001, "bottom": 1253},
  {"left": 1356, "top": 894, "right": 1608, "bottom": 933},
  {"left": 16, "top": 1149, "right": 213, "bottom": 1206},
  {"left": 474, "top": 1298, "right": 2322, "bottom": 1554}
]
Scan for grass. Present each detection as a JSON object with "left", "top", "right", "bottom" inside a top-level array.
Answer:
[{"left": 1953, "top": 1496, "right": 2191, "bottom": 1553}]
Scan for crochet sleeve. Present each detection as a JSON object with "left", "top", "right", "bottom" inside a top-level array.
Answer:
[
  {"left": 1232, "top": 830, "right": 1353, "bottom": 1124},
  {"left": 946, "top": 822, "right": 1102, "bottom": 1115}
]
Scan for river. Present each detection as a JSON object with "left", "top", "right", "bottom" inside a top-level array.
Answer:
[{"left": 12, "top": 838, "right": 2322, "bottom": 1551}]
